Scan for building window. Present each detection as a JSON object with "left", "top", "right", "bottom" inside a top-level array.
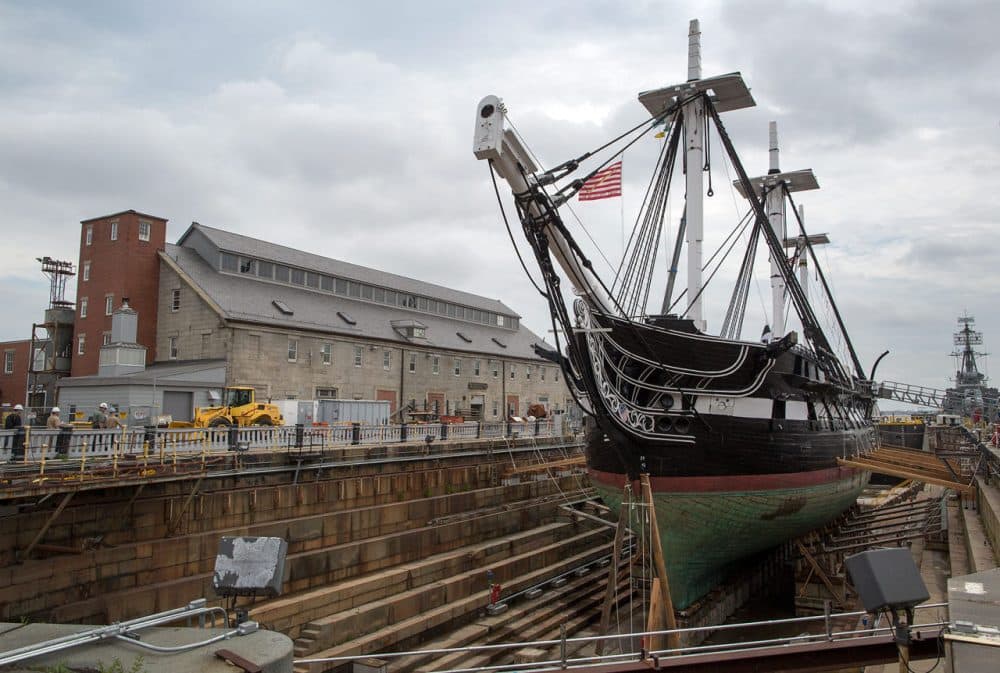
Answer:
[
  {"left": 383, "top": 349, "right": 391, "bottom": 371},
  {"left": 274, "top": 265, "right": 289, "bottom": 282},
  {"left": 316, "top": 387, "right": 337, "bottom": 398},
  {"left": 555, "top": 368, "right": 559, "bottom": 382},
  {"left": 492, "top": 400, "right": 498, "bottom": 417},
  {"left": 490, "top": 360, "right": 499, "bottom": 378},
  {"left": 3, "top": 350, "right": 14, "bottom": 374},
  {"left": 541, "top": 367, "right": 546, "bottom": 381},
  {"left": 291, "top": 268, "right": 305, "bottom": 285},
  {"left": 453, "top": 358, "right": 461, "bottom": 376},
  {"left": 287, "top": 339, "right": 298, "bottom": 362},
  {"left": 321, "top": 343, "right": 332, "bottom": 365},
  {"left": 85, "top": 225, "right": 93, "bottom": 246},
  {"left": 239, "top": 257, "right": 256, "bottom": 274},
  {"left": 168, "top": 336, "right": 178, "bottom": 359},
  {"left": 258, "top": 261, "right": 273, "bottom": 279},
  {"left": 354, "top": 345, "right": 363, "bottom": 367},
  {"left": 80, "top": 297, "right": 88, "bottom": 318},
  {"left": 474, "top": 359, "right": 481, "bottom": 376},
  {"left": 82, "top": 261, "right": 91, "bottom": 281},
  {"left": 77, "top": 334, "right": 85, "bottom": 355},
  {"left": 221, "top": 253, "right": 239, "bottom": 272},
  {"left": 110, "top": 221, "right": 118, "bottom": 241},
  {"left": 103, "top": 331, "right": 112, "bottom": 345},
  {"left": 432, "top": 356, "right": 439, "bottom": 375},
  {"left": 201, "top": 332, "right": 210, "bottom": 355},
  {"left": 138, "top": 220, "right": 151, "bottom": 242},
  {"left": 496, "top": 314, "right": 504, "bottom": 326},
  {"left": 409, "top": 353, "right": 416, "bottom": 373},
  {"left": 510, "top": 364, "right": 516, "bottom": 380},
  {"left": 105, "top": 294, "right": 114, "bottom": 316},
  {"left": 526, "top": 365, "right": 532, "bottom": 381}
]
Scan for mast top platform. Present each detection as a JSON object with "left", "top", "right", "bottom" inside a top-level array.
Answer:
[
  {"left": 638, "top": 72, "right": 755, "bottom": 116},
  {"left": 783, "top": 233, "right": 830, "bottom": 249},
  {"left": 734, "top": 168, "right": 819, "bottom": 198}
]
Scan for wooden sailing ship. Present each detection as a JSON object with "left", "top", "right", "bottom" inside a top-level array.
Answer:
[{"left": 474, "top": 20, "right": 876, "bottom": 608}]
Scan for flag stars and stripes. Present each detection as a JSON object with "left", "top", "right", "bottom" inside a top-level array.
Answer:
[{"left": 577, "top": 161, "right": 622, "bottom": 201}]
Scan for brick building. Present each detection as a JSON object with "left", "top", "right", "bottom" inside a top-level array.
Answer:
[
  {"left": 0, "top": 339, "right": 31, "bottom": 407},
  {"left": 72, "top": 210, "right": 167, "bottom": 376}
]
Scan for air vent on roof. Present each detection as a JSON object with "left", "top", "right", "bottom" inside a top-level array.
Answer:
[
  {"left": 492, "top": 337, "right": 507, "bottom": 348},
  {"left": 272, "top": 300, "right": 293, "bottom": 315},
  {"left": 337, "top": 311, "right": 357, "bottom": 326},
  {"left": 456, "top": 332, "right": 472, "bottom": 343}
]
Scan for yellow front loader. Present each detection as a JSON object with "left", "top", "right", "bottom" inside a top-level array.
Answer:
[{"left": 189, "top": 386, "right": 284, "bottom": 427}]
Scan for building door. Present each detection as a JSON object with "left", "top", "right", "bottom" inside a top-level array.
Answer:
[
  {"left": 163, "top": 391, "right": 193, "bottom": 422},
  {"left": 506, "top": 394, "right": 519, "bottom": 419},
  {"left": 376, "top": 389, "right": 397, "bottom": 416},
  {"left": 427, "top": 392, "right": 444, "bottom": 418},
  {"left": 470, "top": 394, "right": 484, "bottom": 420}
]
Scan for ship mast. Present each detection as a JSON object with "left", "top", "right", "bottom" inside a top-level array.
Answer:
[
  {"left": 953, "top": 315, "right": 986, "bottom": 388},
  {"left": 638, "top": 19, "right": 755, "bottom": 333},
  {"left": 736, "top": 123, "right": 818, "bottom": 338},
  {"left": 683, "top": 20, "right": 707, "bottom": 331},
  {"left": 784, "top": 206, "right": 830, "bottom": 313}
]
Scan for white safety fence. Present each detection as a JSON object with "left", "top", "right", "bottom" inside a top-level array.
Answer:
[{"left": 0, "top": 419, "right": 557, "bottom": 464}]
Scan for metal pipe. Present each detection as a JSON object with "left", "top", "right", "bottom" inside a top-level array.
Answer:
[
  {"left": 113, "top": 621, "right": 257, "bottom": 654},
  {"left": 0, "top": 599, "right": 212, "bottom": 667}
]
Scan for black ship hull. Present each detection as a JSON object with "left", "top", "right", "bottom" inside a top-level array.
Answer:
[{"left": 568, "top": 306, "right": 874, "bottom": 608}]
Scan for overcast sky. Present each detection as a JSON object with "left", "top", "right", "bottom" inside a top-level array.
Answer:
[{"left": 2, "top": 0, "right": 998, "bottom": 403}]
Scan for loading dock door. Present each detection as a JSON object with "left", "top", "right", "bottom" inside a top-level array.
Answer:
[{"left": 163, "top": 391, "right": 194, "bottom": 422}]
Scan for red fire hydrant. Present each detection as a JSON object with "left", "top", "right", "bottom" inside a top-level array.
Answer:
[{"left": 489, "top": 583, "right": 502, "bottom": 605}]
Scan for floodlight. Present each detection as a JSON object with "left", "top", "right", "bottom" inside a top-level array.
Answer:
[
  {"left": 213, "top": 536, "right": 288, "bottom": 598},
  {"left": 845, "top": 548, "right": 929, "bottom": 614}
]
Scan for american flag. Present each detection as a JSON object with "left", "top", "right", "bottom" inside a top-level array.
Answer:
[{"left": 578, "top": 161, "right": 622, "bottom": 201}]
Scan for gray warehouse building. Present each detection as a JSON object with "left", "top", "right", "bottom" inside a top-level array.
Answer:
[{"left": 140, "top": 222, "right": 572, "bottom": 421}]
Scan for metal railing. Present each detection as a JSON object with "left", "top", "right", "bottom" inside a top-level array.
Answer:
[
  {"left": 0, "top": 419, "right": 560, "bottom": 466},
  {"left": 294, "top": 602, "right": 949, "bottom": 672}
]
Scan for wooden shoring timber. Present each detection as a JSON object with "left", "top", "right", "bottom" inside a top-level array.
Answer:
[
  {"left": 641, "top": 474, "right": 680, "bottom": 652},
  {"left": 20, "top": 491, "right": 75, "bottom": 561},
  {"left": 865, "top": 448, "right": 958, "bottom": 476},
  {"left": 837, "top": 456, "right": 975, "bottom": 494},
  {"left": 596, "top": 503, "right": 628, "bottom": 657},
  {"left": 166, "top": 475, "right": 203, "bottom": 536},
  {"left": 501, "top": 455, "right": 585, "bottom": 476},
  {"left": 796, "top": 541, "right": 847, "bottom": 608}
]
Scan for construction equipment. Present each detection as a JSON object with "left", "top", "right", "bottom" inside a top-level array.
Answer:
[{"left": 185, "top": 387, "right": 283, "bottom": 427}]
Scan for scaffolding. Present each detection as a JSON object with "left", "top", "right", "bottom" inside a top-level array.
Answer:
[{"left": 28, "top": 257, "right": 75, "bottom": 409}]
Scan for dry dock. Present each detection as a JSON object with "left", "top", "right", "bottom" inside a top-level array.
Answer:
[{"left": 2, "top": 421, "right": 999, "bottom": 672}]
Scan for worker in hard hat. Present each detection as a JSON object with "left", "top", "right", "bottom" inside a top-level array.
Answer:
[
  {"left": 92, "top": 402, "right": 110, "bottom": 429},
  {"left": 4, "top": 404, "right": 23, "bottom": 430},
  {"left": 47, "top": 407, "right": 63, "bottom": 429}
]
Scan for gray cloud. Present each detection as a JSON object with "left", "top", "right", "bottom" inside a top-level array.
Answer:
[{"left": 1, "top": 0, "right": 998, "bottom": 397}]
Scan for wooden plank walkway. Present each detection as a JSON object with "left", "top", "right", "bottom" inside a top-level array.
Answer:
[{"left": 838, "top": 446, "right": 976, "bottom": 494}]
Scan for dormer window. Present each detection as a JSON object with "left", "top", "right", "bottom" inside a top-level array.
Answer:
[
  {"left": 272, "top": 299, "right": 293, "bottom": 315},
  {"left": 492, "top": 337, "right": 507, "bottom": 349},
  {"left": 337, "top": 311, "right": 357, "bottom": 326},
  {"left": 391, "top": 319, "right": 427, "bottom": 340},
  {"left": 456, "top": 332, "right": 472, "bottom": 343}
]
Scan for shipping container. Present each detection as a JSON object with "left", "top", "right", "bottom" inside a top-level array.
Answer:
[
  {"left": 317, "top": 399, "right": 390, "bottom": 425},
  {"left": 272, "top": 399, "right": 319, "bottom": 425}
]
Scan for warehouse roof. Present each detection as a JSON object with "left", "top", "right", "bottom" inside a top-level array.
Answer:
[
  {"left": 163, "top": 244, "right": 552, "bottom": 361},
  {"left": 177, "top": 222, "right": 519, "bottom": 319}
]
